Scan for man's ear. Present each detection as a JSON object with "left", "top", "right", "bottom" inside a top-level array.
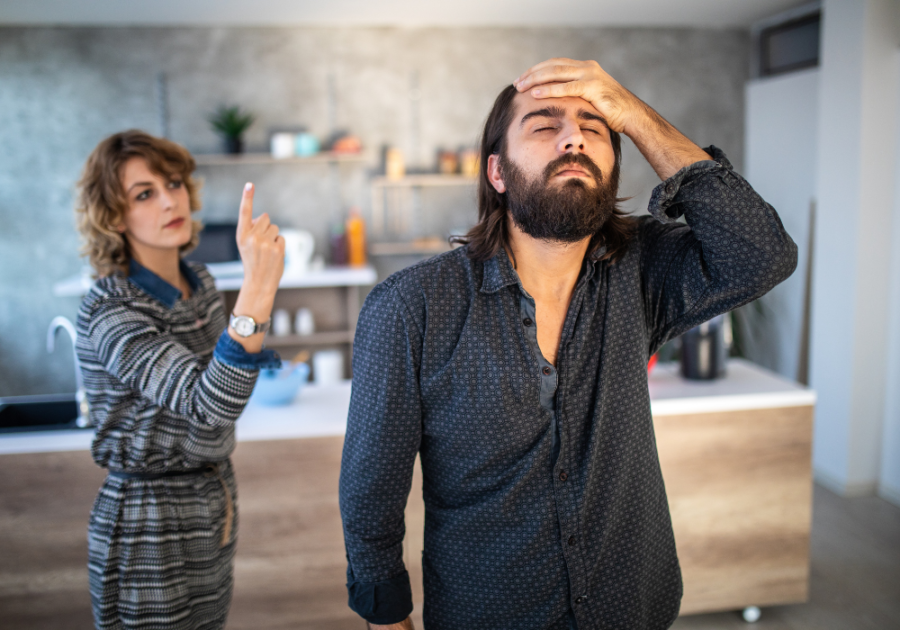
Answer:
[{"left": 487, "top": 154, "right": 506, "bottom": 194}]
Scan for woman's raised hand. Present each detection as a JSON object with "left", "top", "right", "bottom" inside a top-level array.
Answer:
[
  {"left": 236, "top": 182, "right": 284, "bottom": 297},
  {"left": 229, "top": 183, "right": 284, "bottom": 351}
]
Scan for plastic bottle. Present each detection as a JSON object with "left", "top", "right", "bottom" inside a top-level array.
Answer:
[
  {"left": 330, "top": 222, "right": 347, "bottom": 266},
  {"left": 345, "top": 209, "right": 367, "bottom": 267}
]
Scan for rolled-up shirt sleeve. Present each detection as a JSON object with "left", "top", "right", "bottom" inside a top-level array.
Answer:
[
  {"left": 339, "top": 282, "right": 423, "bottom": 625},
  {"left": 640, "top": 145, "right": 798, "bottom": 353}
]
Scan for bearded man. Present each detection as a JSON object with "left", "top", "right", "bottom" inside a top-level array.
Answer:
[{"left": 339, "top": 59, "right": 797, "bottom": 630}]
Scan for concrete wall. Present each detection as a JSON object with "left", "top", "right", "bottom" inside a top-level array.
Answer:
[{"left": 0, "top": 26, "right": 749, "bottom": 396}]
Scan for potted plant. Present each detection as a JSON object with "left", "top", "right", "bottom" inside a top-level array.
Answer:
[{"left": 208, "top": 105, "right": 255, "bottom": 154}]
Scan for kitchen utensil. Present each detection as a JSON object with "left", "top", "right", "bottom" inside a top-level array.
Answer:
[
  {"left": 251, "top": 362, "right": 310, "bottom": 405},
  {"left": 272, "top": 309, "right": 291, "bottom": 336},
  {"left": 270, "top": 132, "right": 295, "bottom": 159}
]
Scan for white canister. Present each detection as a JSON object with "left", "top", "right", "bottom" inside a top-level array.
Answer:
[
  {"left": 270, "top": 132, "right": 296, "bottom": 159},
  {"left": 295, "top": 308, "right": 315, "bottom": 336},
  {"left": 271, "top": 309, "right": 292, "bottom": 337},
  {"left": 313, "top": 349, "right": 344, "bottom": 385}
]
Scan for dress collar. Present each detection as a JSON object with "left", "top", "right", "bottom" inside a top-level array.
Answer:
[{"left": 128, "top": 259, "right": 200, "bottom": 308}]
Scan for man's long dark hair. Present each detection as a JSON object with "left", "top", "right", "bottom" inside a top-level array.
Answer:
[{"left": 452, "top": 85, "right": 635, "bottom": 264}]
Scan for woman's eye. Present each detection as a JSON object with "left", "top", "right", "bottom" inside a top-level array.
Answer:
[
  {"left": 169, "top": 180, "right": 183, "bottom": 189},
  {"left": 535, "top": 126, "right": 556, "bottom": 133},
  {"left": 135, "top": 190, "right": 151, "bottom": 201}
]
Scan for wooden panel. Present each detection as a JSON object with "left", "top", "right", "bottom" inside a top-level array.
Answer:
[
  {"left": 653, "top": 405, "right": 814, "bottom": 614},
  {"left": 228, "top": 437, "right": 360, "bottom": 629},
  {"left": 0, "top": 449, "right": 104, "bottom": 629}
]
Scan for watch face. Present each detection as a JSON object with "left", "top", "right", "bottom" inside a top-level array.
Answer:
[{"left": 233, "top": 316, "right": 256, "bottom": 337}]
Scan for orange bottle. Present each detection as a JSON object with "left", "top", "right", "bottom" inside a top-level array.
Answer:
[{"left": 345, "top": 209, "right": 367, "bottom": 267}]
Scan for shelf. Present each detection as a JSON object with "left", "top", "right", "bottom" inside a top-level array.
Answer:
[
  {"left": 211, "top": 264, "right": 377, "bottom": 291},
  {"left": 194, "top": 152, "right": 367, "bottom": 166},
  {"left": 370, "top": 174, "right": 476, "bottom": 188},
  {"left": 52, "top": 265, "right": 377, "bottom": 298},
  {"left": 265, "top": 331, "right": 354, "bottom": 347},
  {"left": 369, "top": 240, "right": 453, "bottom": 256}
]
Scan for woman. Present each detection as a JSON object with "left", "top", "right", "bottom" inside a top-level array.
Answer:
[{"left": 74, "top": 129, "right": 284, "bottom": 630}]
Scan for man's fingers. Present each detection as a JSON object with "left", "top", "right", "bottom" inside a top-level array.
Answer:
[
  {"left": 515, "top": 59, "right": 585, "bottom": 90},
  {"left": 237, "top": 182, "right": 254, "bottom": 235},
  {"left": 530, "top": 80, "right": 584, "bottom": 100}
]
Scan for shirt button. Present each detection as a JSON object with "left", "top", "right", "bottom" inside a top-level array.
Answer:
[
  {"left": 568, "top": 536, "right": 576, "bottom": 546},
  {"left": 523, "top": 317, "right": 533, "bottom": 327},
  {"left": 542, "top": 366, "right": 552, "bottom": 376},
  {"left": 575, "top": 595, "right": 587, "bottom": 605},
  {"left": 559, "top": 471, "right": 568, "bottom": 482}
]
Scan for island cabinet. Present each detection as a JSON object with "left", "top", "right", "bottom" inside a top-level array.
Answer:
[{"left": 649, "top": 360, "right": 816, "bottom": 616}]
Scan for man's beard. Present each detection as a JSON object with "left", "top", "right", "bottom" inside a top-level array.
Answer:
[{"left": 501, "top": 151, "right": 619, "bottom": 243}]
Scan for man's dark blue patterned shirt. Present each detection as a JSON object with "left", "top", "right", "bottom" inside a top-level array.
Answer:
[{"left": 339, "top": 148, "right": 797, "bottom": 630}]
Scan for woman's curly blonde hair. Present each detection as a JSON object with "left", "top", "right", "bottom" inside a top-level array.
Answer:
[{"left": 76, "top": 130, "right": 203, "bottom": 277}]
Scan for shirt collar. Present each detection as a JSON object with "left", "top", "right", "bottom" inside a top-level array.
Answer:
[
  {"left": 128, "top": 259, "right": 200, "bottom": 308},
  {"left": 480, "top": 246, "right": 600, "bottom": 295}
]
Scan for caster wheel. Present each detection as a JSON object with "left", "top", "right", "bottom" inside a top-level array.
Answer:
[{"left": 742, "top": 606, "right": 761, "bottom": 623}]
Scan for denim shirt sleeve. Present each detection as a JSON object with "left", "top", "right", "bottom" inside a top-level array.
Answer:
[{"left": 213, "top": 330, "right": 282, "bottom": 370}]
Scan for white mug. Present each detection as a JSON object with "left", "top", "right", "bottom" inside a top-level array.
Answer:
[{"left": 280, "top": 229, "right": 315, "bottom": 277}]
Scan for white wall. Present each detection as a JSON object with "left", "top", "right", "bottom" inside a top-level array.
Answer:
[
  {"left": 809, "top": 0, "right": 900, "bottom": 497},
  {"left": 744, "top": 69, "right": 819, "bottom": 381},
  {"left": 879, "top": 51, "right": 900, "bottom": 506}
]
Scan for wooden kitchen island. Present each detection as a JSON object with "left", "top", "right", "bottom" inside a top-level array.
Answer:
[{"left": 0, "top": 360, "right": 814, "bottom": 628}]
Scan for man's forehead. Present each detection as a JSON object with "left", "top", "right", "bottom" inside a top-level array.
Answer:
[{"left": 511, "top": 90, "right": 604, "bottom": 123}]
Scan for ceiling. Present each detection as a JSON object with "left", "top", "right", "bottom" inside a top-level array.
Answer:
[{"left": 0, "top": 0, "right": 812, "bottom": 29}]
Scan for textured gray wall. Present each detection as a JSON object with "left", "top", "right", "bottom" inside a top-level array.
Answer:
[{"left": 0, "top": 26, "right": 748, "bottom": 395}]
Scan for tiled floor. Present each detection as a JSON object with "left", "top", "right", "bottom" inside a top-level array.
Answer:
[{"left": 0, "top": 442, "right": 898, "bottom": 629}]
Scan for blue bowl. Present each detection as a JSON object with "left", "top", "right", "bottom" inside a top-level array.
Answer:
[{"left": 251, "top": 362, "right": 310, "bottom": 406}]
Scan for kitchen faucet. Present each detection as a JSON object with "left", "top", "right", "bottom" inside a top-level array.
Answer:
[{"left": 47, "top": 316, "right": 90, "bottom": 428}]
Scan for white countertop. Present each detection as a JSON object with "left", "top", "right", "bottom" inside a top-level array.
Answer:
[
  {"left": 52, "top": 264, "right": 377, "bottom": 297},
  {"left": 1, "top": 360, "right": 814, "bottom": 455}
]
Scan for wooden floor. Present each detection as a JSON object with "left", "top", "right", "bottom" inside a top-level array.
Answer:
[{"left": 0, "top": 436, "right": 898, "bottom": 629}]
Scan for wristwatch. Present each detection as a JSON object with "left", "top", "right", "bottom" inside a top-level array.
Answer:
[{"left": 229, "top": 313, "right": 271, "bottom": 337}]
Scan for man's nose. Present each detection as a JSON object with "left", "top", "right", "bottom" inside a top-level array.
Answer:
[{"left": 557, "top": 122, "right": 586, "bottom": 154}]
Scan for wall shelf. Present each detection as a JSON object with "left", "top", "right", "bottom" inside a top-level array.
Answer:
[
  {"left": 370, "top": 174, "right": 476, "bottom": 188},
  {"left": 265, "top": 331, "right": 354, "bottom": 348},
  {"left": 194, "top": 152, "right": 367, "bottom": 166}
]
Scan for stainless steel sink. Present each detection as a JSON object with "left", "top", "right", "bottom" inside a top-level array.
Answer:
[{"left": 0, "top": 394, "right": 85, "bottom": 433}]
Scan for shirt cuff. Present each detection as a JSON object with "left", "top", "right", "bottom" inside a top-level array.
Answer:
[
  {"left": 213, "top": 330, "right": 282, "bottom": 370},
  {"left": 648, "top": 145, "right": 734, "bottom": 221},
  {"left": 347, "top": 571, "right": 414, "bottom": 625}
]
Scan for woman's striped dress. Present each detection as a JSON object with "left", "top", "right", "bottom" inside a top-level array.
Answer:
[{"left": 75, "top": 260, "right": 280, "bottom": 630}]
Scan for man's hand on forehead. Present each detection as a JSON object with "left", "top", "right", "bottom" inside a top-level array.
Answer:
[{"left": 513, "top": 58, "right": 641, "bottom": 135}]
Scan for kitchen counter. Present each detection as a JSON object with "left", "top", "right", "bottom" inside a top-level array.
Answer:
[
  {"left": 0, "top": 381, "right": 352, "bottom": 455},
  {"left": 0, "top": 359, "right": 811, "bottom": 455}
]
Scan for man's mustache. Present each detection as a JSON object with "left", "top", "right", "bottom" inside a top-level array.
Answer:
[{"left": 543, "top": 152, "right": 604, "bottom": 184}]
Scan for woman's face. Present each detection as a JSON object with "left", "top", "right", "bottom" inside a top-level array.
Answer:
[{"left": 117, "top": 156, "right": 193, "bottom": 255}]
